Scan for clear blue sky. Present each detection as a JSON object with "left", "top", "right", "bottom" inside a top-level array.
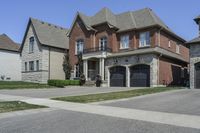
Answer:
[{"left": 0, "top": 0, "right": 200, "bottom": 43}]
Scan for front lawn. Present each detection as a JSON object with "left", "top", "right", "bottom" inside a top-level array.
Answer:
[
  {"left": 52, "top": 87, "right": 183, "bottom": 103},
  {"left": 0, "top": 81, "right": 52, "bottom": 89},
  {"left": 0, "top": 101, "right": 46, "bottom": 113}
]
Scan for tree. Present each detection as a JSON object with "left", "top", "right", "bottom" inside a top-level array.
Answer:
[
  {"left": 77, "top": 53, "right": 83, "bottom": 76},
  {"left": 63, "top": 51, "right": 72, "bottom": 79}
]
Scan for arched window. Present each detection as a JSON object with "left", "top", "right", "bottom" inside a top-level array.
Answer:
[
  {"left": 29, "top": 37, "right": 34, "bottom": 53},
  {"left": 99, "top": 36, "right": 107, "bottom": 51}
]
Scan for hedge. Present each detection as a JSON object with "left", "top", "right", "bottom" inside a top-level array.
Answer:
[{"left": 48, "top": 80, "right": 80, "bottom": 87}]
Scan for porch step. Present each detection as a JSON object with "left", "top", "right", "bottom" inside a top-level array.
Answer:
[{"left": 83, "top": 81, "right": 95, "bottom": 87}]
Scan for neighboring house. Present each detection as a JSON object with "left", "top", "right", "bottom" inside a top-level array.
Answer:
[
  {"left": 68, "top": 7, "right": 189, "bottom": 87},
  {"left": 187, "top": 15, "right": 200, "bottom": 89},
  {"left": 0, "top": 34, "right": 21, "bottom": 81},
  {"left": 20, "top": 18, "right": 69, "bottom": 83}
]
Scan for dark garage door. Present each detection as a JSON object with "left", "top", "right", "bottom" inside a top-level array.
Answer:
[
  {"left": 195, "top": 63, "right": 200, "bottom": 89},
  {"left": 110, "top": 66, "right": 126, "bottom": 87},
  {"left": 130, "top": 65, "right": 150, "bottom": 87}
]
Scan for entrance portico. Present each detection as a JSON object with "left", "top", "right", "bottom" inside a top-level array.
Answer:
[{"left": 83, "top": 58, "right": 105, "bottom": 81}]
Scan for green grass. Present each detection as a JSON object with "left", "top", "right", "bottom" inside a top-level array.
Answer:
[
  {"left": 0, "top": 101, "right": 47, "bottom": 113},
  {"left": 52, "top": 87, "right": 183, "bottom": 103},
  {"left": 0, "top": 81, "right": 52, "bottom": 89}
]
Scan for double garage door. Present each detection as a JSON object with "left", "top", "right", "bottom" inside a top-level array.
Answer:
[{"left": 110, "top": 65, "right": 150, "bottom": 87}]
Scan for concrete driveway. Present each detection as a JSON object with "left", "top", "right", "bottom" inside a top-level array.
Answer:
[
  {"left": 0, "top": 87, "right": 142, "bottom": 98},
  {"left": 102, "top": 89, "right": 200, "bottom": 116}
]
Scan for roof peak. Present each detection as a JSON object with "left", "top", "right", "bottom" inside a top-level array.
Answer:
[{"left": 30, "top": 17, "right": 68, "bottom": 31}]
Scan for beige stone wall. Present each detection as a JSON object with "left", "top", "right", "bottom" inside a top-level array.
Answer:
[
  {"left": 190, "top": 43, "right": 200, "bottom": 89},
  {"left": 49, "top": 48, "right": 65, "bottom": 80}
]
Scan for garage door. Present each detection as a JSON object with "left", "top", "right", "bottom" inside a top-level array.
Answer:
[
  {"left": 110, "top": 66, "right": 126, "bottom": 87},
  {"left": 195, "top": 63, "right": 200, "bottom": 89},
  {"left": 130, "top": 65, "right": 150, "bottom": 87}
]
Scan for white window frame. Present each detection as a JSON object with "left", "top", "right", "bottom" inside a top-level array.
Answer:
[
  {"left": 120, "top": 35, "right": 129, "bottom": 49},
  {"left": 139, "top": 32, "right": 150, "bottom": 47},
  {"left": 75, "top": 39, "right": 84, "bottom": 55},
  {"left": 176, "top": 44, "right": 180, "bottom": 54},
  {"left": 29, "top": 37, "right": 34, "bottom": 53},
  {"left": 29, "top": 61, "right": 34, "bottom": 71},
  {"left": 99, "top": 36, "right": 107, "bottom": 51}
]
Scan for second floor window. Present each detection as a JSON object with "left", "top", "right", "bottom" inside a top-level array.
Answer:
[
  {"left": 29, "top": 37, "right": 34, "bottom": 53},
  {"left": 99, "top": 37, "right": 107, "bottom": 50},
  {"left": 29, "top": 61, "right": 34, "bottom": 71},
  {"left": 139, "top": 32, "right": 150, "bottom": 47},
  {"left": 75, "top": 39, "right": 84, "bottom": 55},
  {"left": 120, "top": 35, "right": 129, "bottom": 49}
]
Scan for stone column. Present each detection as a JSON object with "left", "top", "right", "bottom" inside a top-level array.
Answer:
[
  {"left": 101, "top": 58, "right": 105, "bottom": 80},
  {"left": 83, "top": 60, "right": 88, "bottom": 80},
  {"left": 126, "top": 66, "right": 130, "bottom": 87},
  {"left": 99, "top": 58, "right": 102, "bottom": 76}
]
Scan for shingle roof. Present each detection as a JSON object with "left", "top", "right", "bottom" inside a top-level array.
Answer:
[
  {"left": 187, "top": 37, "right": 200, "bottom": 44},
  {"left": 0, "top": 34, "right": 20, "bottom": 52},
  {"left": 30, "top": 18, "right": 69, "bottom": 49},
  {"left": 72, "top": 8, "right": 171, "bottom": 32},
  {"left": 69, "top": 8, "right": 184, "bottom": 41}
]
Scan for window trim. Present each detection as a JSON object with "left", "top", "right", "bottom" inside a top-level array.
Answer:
[
  {"left": 75, "top": 39, "right": 84, "bottom": 55},
  {"left": 168, "top": 40, "right": 171, "bottom": 48},
  {"left": 139, "top": 31, "right": 151, "bottom": 48},
  {"left": 29, "top": 61, "right": 34, "bottom": 71},
  {"left": 99, "top": 36, "right": 108, "bottom": 50},
  {"left": 29, "top": 36, "right": 34, "bottom": 53},
  {"left": 120, "top": 35, "right": 129, "bottom": 49}
]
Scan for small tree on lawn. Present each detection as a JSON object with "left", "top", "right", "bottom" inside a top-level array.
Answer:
[
  {"left": 63, "top": 51, "right": 72, "bottom": 80},
  {"left": 77, "top": 53, "right": 83, "bottom": 76}
]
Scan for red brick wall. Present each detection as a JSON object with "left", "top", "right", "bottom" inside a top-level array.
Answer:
[
  {"left": 158, "top": 30, "right": 189, "bottom": 62},
  {"left": 159, "top": 57, "right": 187, "bottom": 86},
  {"left": 69, "top": 17, "right": 92, "bottom": 69}
]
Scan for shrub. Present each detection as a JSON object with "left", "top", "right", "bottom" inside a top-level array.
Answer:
[{"left": 48, "top": 79, "right": 80, "bottom": 87}]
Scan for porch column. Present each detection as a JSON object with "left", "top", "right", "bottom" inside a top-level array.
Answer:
[
  {"left": 99, "top": 58, "right": 102, "bottom": 76},
  {"left": 126, "top": 66, "right": 130, "bottom": 87},
  {"left": 83, "top": 60, "right": 88, "bottom": 80},
  {"left": 102, "top": 58, "right": 105, "bottom": 80}
]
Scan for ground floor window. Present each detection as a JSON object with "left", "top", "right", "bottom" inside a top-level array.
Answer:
[
  {"left": 29, "top": 61, "right": 34, "bottom": 71},
  {"left": 75, "top": 64, "right": 80, "bottom": 78}
]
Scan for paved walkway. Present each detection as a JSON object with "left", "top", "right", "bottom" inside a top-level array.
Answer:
[{"left": 0, "top": 93, "right": 200, "bottom": 130}]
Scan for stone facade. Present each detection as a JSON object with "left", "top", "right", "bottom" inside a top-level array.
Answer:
[
  {"left": 21, "top": 24, "right": 66, "bottom": 83},
  {"left": 190, "top": 43, "right": 200, "bottom": 89},
  {"left": 105, "top": 54, "right": 158, "bottom": 87}
]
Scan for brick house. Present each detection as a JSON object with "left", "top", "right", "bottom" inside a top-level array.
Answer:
[
  {"left": 20, "top": 18, "right": 69, "bottom": 83},
  {"left": 0, "top": 34, "right": 21, "bottom": 81},
  {"left": 68, "top": 7, "right": 189, "bottom": 87},
  {"left": 187, "top": 15, "right": 200, "bottom": 89}
]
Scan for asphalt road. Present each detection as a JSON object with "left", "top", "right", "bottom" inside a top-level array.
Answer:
[
  {"left": 103, "top": 89, "right": 200, "bottom": 116},
  {"left": 0, "top": 87, "right": 141, "bottom": 98},
  {"left": 0, "top": 109, "right": 199, "bottom": 133}
]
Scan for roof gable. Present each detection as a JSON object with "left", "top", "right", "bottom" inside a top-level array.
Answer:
[
  {"left": 20, "top": 18, "right": 69, "bottom": 52},
  {"left": 0, "top": 34, "right": 20, "bottom": 52}
]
